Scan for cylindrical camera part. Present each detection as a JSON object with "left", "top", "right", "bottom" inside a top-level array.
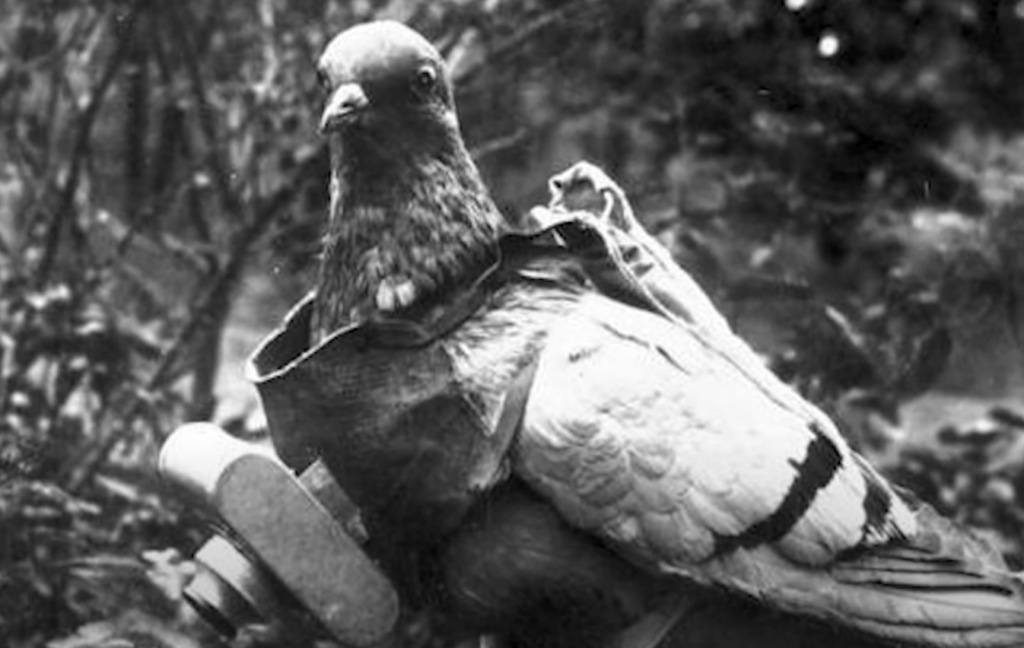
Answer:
[
  {"left": 159, "top": 423, "right": 398, "bottom": 646},
  {"left": 184, "top": 535, "right": 286, "bottom": 637}
]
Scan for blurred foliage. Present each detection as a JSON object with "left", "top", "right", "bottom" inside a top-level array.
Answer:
[
  {"left": 890, "top": 406, "right": 1024, "bottom": 569},
  {"left": 2, "top": 0, "right": 1024, "bottom": 646}
]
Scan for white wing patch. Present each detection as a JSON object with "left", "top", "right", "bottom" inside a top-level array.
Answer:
[{"left": 515, "top": 291, "right": 916, "bottom": 578}]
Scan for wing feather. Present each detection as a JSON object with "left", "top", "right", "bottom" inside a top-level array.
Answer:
[
  {"left": 513, "top": 288, "right": 1024, "bottom": 646},
  {"left": 516, "top": 291, "right": 906, "bottom": 571}
]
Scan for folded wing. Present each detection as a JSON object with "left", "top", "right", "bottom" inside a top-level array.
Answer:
[{"left": 515, "top": 291, "right": 1024, "bottom": 647}]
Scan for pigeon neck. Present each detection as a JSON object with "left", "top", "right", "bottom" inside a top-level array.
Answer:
[{"left": 314, "top": 137, "right": 503, "bottom": 337}]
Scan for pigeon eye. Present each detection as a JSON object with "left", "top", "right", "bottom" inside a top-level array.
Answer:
[
  {"left": 316, "top": 69, "right": 331, "bottom": 93},
  {"left": 414, "top": 66, "right": 437, "bottom": 93}
]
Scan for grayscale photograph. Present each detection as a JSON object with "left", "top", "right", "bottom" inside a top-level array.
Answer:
[{"left": 3, "top": 2, "right": 1024, "bottom": 648}]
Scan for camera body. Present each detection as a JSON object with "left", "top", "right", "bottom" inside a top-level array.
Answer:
[{"left": 159, "top": 423, "right": 398, "bottom": 645}]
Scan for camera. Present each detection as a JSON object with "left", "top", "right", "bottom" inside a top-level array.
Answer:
[{"left": 159, "top": 423, "right": 398, "bottom": 645}]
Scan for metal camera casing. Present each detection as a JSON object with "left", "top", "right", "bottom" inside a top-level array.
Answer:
[{"left": 159, "top": 423, "right": 398, "bottom": 645}]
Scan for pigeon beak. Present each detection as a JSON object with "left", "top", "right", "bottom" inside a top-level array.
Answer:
[{"left": 320, "top": 83, "right": 369, "bottom": 134}]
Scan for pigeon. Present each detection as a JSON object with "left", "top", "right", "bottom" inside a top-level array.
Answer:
[{"left": 296, "top": 20, "right": 1024, "bottom": 648}]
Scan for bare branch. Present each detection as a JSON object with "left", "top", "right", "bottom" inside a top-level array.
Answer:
[
  {"left": 36, "top": 2, "right": 141, "bottom": 283},
  {"left": 165, "top": 3, "right": 248, "bottom": 223},
  {"left": 469, "top": 127, "right": 530, "bottom": 163},
  {"left": 452, "top": 0, "right": 605, "bottom": 86}
]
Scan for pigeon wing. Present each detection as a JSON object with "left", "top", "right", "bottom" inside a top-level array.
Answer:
[{"left": 515, "top": 291, "right": 1024, "bottom": 647}]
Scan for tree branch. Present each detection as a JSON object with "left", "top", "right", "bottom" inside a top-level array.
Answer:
[
  {"left": 36, "top": 2, "right": 141, "bottom": 283},
  {"left": 165, "top": 3, "right": 248, "bottom": 223},
  {"left": 452, "top": 0, "right": 605, "bottom": 87},
  {"left": 469, "top": 127, "right": 529, "bottom": 163}
]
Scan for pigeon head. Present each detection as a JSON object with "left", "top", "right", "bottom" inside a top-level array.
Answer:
[
  {"left": 317, "top": 21, "right": 458, "bottom": 150},
  {"left": 311, "top": 22, "right": 504, "bottom": 337}
]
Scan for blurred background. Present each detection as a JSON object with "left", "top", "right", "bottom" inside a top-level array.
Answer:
[{"left": 2, "top": 0, "right": 1024, "bottom": 646}]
